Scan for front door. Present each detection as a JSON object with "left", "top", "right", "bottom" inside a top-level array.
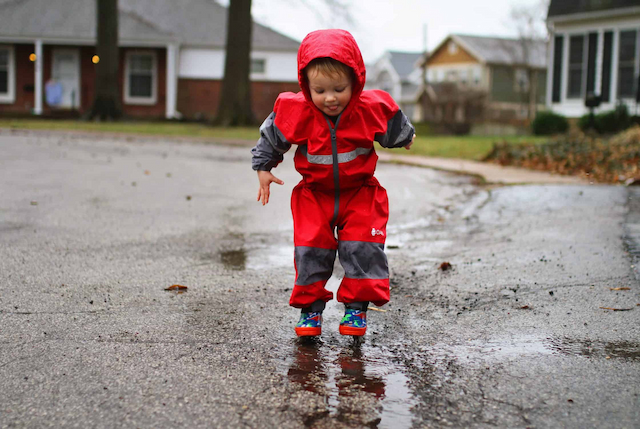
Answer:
[{"left": 51, "top": 48, "right": 80, "bottom": 109}]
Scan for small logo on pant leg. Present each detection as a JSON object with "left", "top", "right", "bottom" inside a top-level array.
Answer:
[{"left": 371, "top": 228, "right": 385, "bottom": 237}]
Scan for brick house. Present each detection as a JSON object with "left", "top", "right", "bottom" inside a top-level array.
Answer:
[
  {"left": 0, "top": 0, "right": 300, "bottom": 121},
  {"left": 546, "top": 0, "right": 640, "bottom": 117}
]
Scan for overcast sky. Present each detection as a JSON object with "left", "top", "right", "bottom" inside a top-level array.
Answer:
[{"left": 237, "top": 0, "right": 548, "bottom": 63}]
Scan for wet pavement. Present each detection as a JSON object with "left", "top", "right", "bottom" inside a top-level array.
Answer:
[{"left": 0, "top": 130, "right": 639, "bottom": 428}]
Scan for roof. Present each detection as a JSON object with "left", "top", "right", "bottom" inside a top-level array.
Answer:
[
  {"left": 387, "top": 51, "right": 422, "bottom": 80},
  {"left": 0, "top": 0, "right": 300, "bottom": 50},
  {"left": 451, "top": 34, "right": 547, "bottom": 68},
  {"left": 548, "top": 0, "right": 640, "bottom": 18}
]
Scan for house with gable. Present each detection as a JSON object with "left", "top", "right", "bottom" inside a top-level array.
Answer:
[
  {"left": 366, "top": 51, "right": 423, "bottom": 122},
  {"left": 0, "top": 0, "right": 300, "bottom": 121},
  {"left": 546, "top": 0, "right": 640, "bottom": 117},
  {"left": 417, "top": 34, "right": 547, "bottom": 133}
]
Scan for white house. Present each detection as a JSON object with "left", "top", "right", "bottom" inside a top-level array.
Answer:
[
  {"left": 546, "top": 0, "right": 640, "bottom": 117},
  {"left": 0, "top": 0, "right": 300, "bottom": 121},
  {"left": 366, "top": 51, "right": 423, "bottom": 122}
]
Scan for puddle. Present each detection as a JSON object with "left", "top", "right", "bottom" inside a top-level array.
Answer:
[
  {"left": 548, "top": 337, "right": 640, "bottom": 360},
  {"left": 219, "top": 249, "right": 246, "bottom": 270},
  {"left": 430, "top": 335, "right": 640, "bottom": 363},
  {"left": 276, "top": 277, "right": 417, "bottom": 428}
]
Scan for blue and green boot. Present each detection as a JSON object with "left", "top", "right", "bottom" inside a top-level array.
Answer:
[
  {"left": 339, "top": 308, "right": 367, "bottom": 336},
  {"left": 295, "top": 311, "right": 322, "bottom": 336}
]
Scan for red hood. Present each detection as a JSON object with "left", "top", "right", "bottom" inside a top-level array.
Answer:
[{"left": 297, "top": 29, "right": 366, "bottom": 116}]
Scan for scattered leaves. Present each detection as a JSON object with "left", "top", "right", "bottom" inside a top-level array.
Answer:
[
  {"left": 599, "top": 307, "right": 633, "bottom": 311},
  {"left": 439, "top": 262, "right": 452, "bottom": 271},
  {"left": 610, "top": 287, "right": 630, "bottom": 291},
  {"left": 165, "top": 284, "right": 188, "bottom": 292},
  {"left": 484, "top": 126, "right": 640, "bottom": 183}
]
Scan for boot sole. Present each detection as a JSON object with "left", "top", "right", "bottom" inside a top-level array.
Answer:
[
  {"left": 339, "top": 325, "right": 366, "bottom": 336},
  {"left": 295, "top": 327, "right": 321, "bottom": 336}
]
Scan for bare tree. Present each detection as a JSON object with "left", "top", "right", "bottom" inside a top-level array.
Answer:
[
  {"left": 215, "top": 0, "right": 352, "bottom": 126},
  {"left": 507, "top": 0, "right": 549, "bottom": 121},
  {"left": 214, "top": 0, "right": 254, "bottom": 126},
  {"left": 88, "top": 0, "right": 122, "bottom": 120}
]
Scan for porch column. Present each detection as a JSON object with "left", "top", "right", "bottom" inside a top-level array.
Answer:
[
  {"left": 34, "top": 39, "right": 43, "bottom": 115},
  {"left": 165, "top": 43, "right": 178, "bottom": 119}
]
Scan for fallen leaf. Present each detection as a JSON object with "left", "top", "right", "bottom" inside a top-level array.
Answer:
[
  {"left": 609, "top": 287, "right": 630, "bottom": 291},
  {"left": 367, "top": 307, "right": 387, "bottom": 313},
  {"left": 165, "top": 284, "right": 188, "bottom": 291},
  {"left": 186, "top": 195, "right": 192, "bottom": 201},
  {"left": 599, "top": 307, "right": 633, "bottom": 311},
  {"left": 144, "top": 170, "right": 150, "bottom": 175},
  {"left": 439, "top": 262, "right": 452, "bottom": 271},
  {"left": 30, "top": 201, "right": 38, "bottom": 206},
  {"left": 567, "top": 399, "right": 574, "bottom": 403},
  {"left": 520, "top": 305, "right": 531, "bottom": 310}
]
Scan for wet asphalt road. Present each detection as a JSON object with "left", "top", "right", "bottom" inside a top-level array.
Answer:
[{"left": 0, "top": 130, "right": 639, "bottom": 428}]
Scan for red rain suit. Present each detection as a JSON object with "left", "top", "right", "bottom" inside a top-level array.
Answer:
[{"left": 251, "top": 29, "right": 415, "bottom": 309}]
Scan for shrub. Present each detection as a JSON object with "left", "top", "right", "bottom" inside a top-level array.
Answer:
[
  {"left": 579, "top": 103, "right": 632, "bottom": 134},
  {"left": 532, "top": 111, "right": 569, "bottom": 135}
]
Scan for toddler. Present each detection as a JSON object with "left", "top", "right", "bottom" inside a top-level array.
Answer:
[{"left": 251, "top": 29, "right": 415, "bottom": 337}]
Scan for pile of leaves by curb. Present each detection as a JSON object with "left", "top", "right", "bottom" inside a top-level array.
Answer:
[{"left": 483, "top": 126, "right": 640, "bottom": 183}]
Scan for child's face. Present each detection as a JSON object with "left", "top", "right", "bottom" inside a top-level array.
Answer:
[{"left": 306, "top": 69, "right": 352, "bottom": 116}]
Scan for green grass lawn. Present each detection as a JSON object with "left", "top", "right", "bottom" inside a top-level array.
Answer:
[
  {"left": 0, "top": 118, "right": 260, "bottom": 141},
  {"left": 0, "top": 118, "right": 547, "bottom": 160},
  {"left": 398, "top": 134, "right": 548, "bottom": 160}
]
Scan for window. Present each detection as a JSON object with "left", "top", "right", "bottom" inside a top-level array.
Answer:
[
  {"left": 0, "top": 45, "right": 15, "bottom": 103},
  {"left": 567, "top": 35, "right": 585, "bottom": 99},
  {"left": 124, "top": 51, "right": 156, "bottom": 105},
  {"left": 250, "top": 59, "right": 266, "bottom": 74},
  {"left": 617, "top": 30, "right": 637, "bottom": 98},
  {"left": 473, "top": 68, "right": 481, "bottom": 86},
  {"left": 514, "top": 68, "right": 529, "bottom": 93}
]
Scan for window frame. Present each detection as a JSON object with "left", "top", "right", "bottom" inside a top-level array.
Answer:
[
  {"left": 124, "top": 50, "right": 157, "bottom": 105},
  {"left": 616, "top": 28, "right": 638, "bottom": 99},
  {"left": 0, "top": 44, "right": 15, "bottom": 104},
  {"left": 250, "top": 58, "right": 266, "bottom": 75},
  {"left": 566, "top": 34, "right": 586, "bottom": 99}
]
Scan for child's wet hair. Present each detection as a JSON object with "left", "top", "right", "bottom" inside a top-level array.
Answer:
[{"left": 305, "top": 57, "right": 353, "bottom": 80}]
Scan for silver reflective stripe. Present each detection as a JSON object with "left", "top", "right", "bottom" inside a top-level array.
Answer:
[
  {"left": 338, "top": 147, "right": 372, "bottom": 163},
  {"left": 300, "top": 145, "right": 371, "bottom": 165}
]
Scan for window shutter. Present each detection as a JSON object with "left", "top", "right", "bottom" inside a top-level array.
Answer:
[{"left": 552, "top": 35, "right": 563, "bottom": 103}]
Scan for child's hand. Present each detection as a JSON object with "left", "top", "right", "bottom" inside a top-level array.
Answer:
[
  {"left": 257, "top": 170, "right": 284, "bottom": 205},
  {"left": 404, "top": 133, "right": 416, "bottom": 150}
]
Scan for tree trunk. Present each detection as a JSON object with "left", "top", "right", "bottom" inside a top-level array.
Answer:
[
  {"left": 88, "top": 0, "right": 122, "bottom": 120},
  {"left": 214, "top": 0, "right": 255, "bottom": 126}
]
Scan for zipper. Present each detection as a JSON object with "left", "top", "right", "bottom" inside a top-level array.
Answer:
[{"left": 325, "top": 115, "right": 342, "bottom": 229}]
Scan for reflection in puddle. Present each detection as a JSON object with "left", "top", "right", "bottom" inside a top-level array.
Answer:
[
  {"left": 280, "top": 274, "right": 416, "bottom": 428},
  {"left": 286, "top": 338, "right": 415, "bottom": 428}
]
